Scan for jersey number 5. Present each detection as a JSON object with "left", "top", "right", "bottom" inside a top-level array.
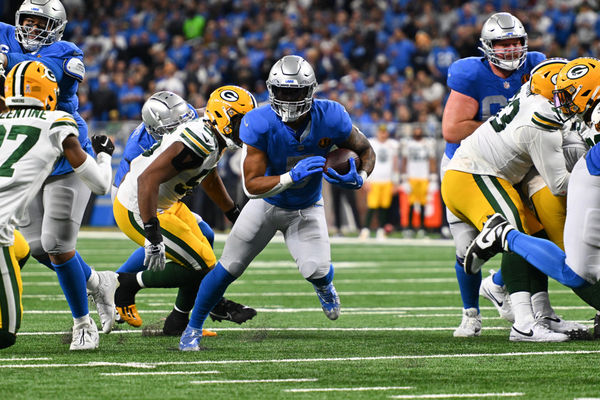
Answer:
[{"left": 0, "top": 125, "right": 41, "bottom": 177}]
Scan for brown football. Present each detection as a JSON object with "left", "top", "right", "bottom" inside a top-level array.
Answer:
[{"left": 324, "top": 148, "right": 361, "bottom": 177}]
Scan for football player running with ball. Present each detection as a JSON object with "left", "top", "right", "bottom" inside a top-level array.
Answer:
[
  {"left": 178, "top": 55, "right": 375, "bottom": 351},
  {"left": 0, "top": 61, "right": 113, "bottom": 349}
]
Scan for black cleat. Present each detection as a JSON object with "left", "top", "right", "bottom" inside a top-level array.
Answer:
[
  {"left": 163, "top": 309, "right": 189, "bottom": 336},
  {"left": 464, "top": 213, "right": 514, "bottom": 275},
  {"left": 209, "top": 298, "right": 257, "bottom": 324}
]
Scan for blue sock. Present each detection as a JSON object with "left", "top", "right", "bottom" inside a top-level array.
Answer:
[
  {"left": 198, "top": 220, "right": 214, "bottom": 249},
  {"left": 117, "top": 247, "right": 147, "bottom": 273},
  {"left": 455, "top": 258, "right": 481, "bottom": 311},
  {"left": 492, "top": 269, "right": 504, "bottom": 286},
  {"left": 507, "top": 230, "right": 588, "bottom": 288},
  {"left": 188, "top": 262, "right": 237, "bottom": 329},
  {"left": 307, "top": 264, "right": 334, "bottom": 286},
  {"left": 75, "top": 251, "right": 92, "bottom": 281},
  {"left": 53, "top": 255, "right": 89, "bottom": 318}
]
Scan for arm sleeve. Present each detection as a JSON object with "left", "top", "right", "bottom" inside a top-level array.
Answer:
[
  {"left": 73, "top": 152, "right": 113, "bottom": 195},
  {"left": 525, "top": 127, "right": 570, "bottom": 196}
]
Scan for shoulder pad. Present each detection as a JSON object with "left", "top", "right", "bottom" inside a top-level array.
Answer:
[
  {"left": 531, "top": 101, "right": 564, "bottom": 131},
  {"left": 63, "top": 57, "right": 85, "bottom": 82},
  {"left": 178, "top": 122, "right": 216, "bottom": 158}
]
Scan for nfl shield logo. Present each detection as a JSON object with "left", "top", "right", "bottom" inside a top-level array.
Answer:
[{"left": 504, "top": 81, "right": 510, "bottom": 89}]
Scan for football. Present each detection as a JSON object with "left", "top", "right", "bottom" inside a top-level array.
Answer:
[{"left": 324, "top": 148, "right": 361, "bottom": 177}]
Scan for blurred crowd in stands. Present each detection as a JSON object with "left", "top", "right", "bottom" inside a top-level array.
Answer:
[{"left": 2, "top": 0, "right": 599, "bottom": 234}]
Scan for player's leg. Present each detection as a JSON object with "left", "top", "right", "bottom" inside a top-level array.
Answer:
[
  {"left": 0, "top": 245, "right": 23, "bottom": 349},
  {"left": 19, "top": 189, "right": 54, "bottom": 270},
  {"left": 415, "top": 178, "right": 428, "bottom": 235},
  {"left": 281, "top": 200, "right": 340, "bottom": 320},
  {"left": 360, "top": 183, "right": 380, "bottom": 239},
  {"left": 13, "top": 230, "right": 31, "bottom": 269},
  {"left": 376, "top": 181, "right": 393, "bottom": 240},
  {"left": 180, "top": 199, "right": 276, "bottom": 350}
]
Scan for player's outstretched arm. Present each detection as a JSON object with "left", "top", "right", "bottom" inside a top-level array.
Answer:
[{"left": 63, "top": 134, "right": 113, "bottom": 195}]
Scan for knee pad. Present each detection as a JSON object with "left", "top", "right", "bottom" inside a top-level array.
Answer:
[
  {"left": 301, "top": 261, "right": 329, "bottom": 280},
  {"left": 0, "top": 330, "right": 16, "bottom": 349}
]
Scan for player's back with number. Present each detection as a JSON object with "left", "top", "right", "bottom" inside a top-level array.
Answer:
[{"left": 0, "top": 108, "right": 77, "bottom": 242}]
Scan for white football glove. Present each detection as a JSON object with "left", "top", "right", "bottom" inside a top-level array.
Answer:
[{"left": 144, "top": 240, "right": 166, "bottom": 272}]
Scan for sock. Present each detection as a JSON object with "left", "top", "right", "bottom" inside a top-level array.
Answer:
[
  {"left": 455, "top": 259, "right": 481, "bottom": 311},
  {"left": 492, "top": 269, "right": 504, "bottom": 286},
  {"left": 114, "top": 272, "right": 142, "bottom": 306},
  {"left": 188, "top": 262, "right": 237, "bottom": 329},
  {"left": 307, "top": 264, "right": 334, "bottom": 287},
  {"left": 198, "top": 220, "right": 214, "bottom": 249},
  {"left": 86, "top": 269, "right": 99, "bottom": 291},
  {"left": 53, "top": 256, "right": 89, "bottom": 318},
  {"left": 73, "top": 315, "right": 89, "bottom": 326},
  {"left": 377, "top": 208, "right": 388, "bottom": 228},
  {"left": 365, "top": 209, "right": 374, "bottom": 228},
  {"left": 408, "top": 204, "right": 415, "bottom": 228},
  {"left": 116, "top": 247, "right": 146, "bottom": 274},
  {"left": 419, "top": 205, "right": 425, "bottom": 229},
  {"left": 531, "top": 291, "right": 555, "bottom": 318},
  {"left": 75, "top": 252, "right": 92, "bottom": 281},
  {"left": 33, "top": 253, "right": 55, "bottom": 271},
  {"left": 507, "top": 230, "right": 587, "bottom": 288},
  {"left": 510, "top": 291, "right": 535, "bottom": 330}
]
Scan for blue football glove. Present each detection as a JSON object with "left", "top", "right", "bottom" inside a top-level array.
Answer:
[
  {"left": 324, "top": 157, "right": 364, "bottom": 189},
  {"left": 289, "top": 156, "right": 326, "bottom": 183}
]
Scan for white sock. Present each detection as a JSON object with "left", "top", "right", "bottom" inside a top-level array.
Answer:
[
  {"left": 86, "top": 269, "right": 99, "bottom": 290},
  {"left": 135, "top": 271, "right": 146, "bottom": 288},
  {"left": 531, "top": 291, "right": 555, "bottom": 318},
  {"left": 74, "top": 314, "right": 89, "bottom": 326},
  {"left": 510, "top": 291, "right": 535, "bottom": 330}
]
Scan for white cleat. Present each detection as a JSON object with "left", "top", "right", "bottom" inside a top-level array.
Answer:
[
  {"left": 70, "top": 316, "right": 99, "bottom": 350},
  {"left": 509, "top": 319, "right": 569, "bottom": 342},
  {"left": 479, "top": 270, "right": 514, "bottom": 323},
  {"left": 453, "top": 307, "right": 482, "bottom": 337},
  {"left": 540, "top": 314, "right": 590, "bottom": 339},
  {"left": 89, "top": 271, "right": 119, "bottom": 334}
]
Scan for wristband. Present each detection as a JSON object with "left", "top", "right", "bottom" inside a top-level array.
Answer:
[
  {"left": 225, "top": 204, "right": 241, "bottom": 223},
  {"left": 143, "top": 217, "right": 162, "bottom": 245}
]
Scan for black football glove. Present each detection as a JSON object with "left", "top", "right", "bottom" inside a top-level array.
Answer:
[{"left": 91, "top": 135, "right": 115, "bottom": 156}]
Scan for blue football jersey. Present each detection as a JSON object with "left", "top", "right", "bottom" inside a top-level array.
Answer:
[
  {"left": 114, "top": 105, "right": 200, "bottom": 187},
  {"left": 241, "top": 99, "right": 352, "bottom": 209},
  {"left": 444, "top": 51, "right": 546, "bottom": 158},
  {"left": 0, "top": 22, "right": 91, "bottom": 175}
]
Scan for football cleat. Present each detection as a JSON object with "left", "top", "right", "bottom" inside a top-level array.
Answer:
[
  {"left": 209, "top": 298, "right": 257, "bottom": 324},
  {"left": 116, "top": 304, "right": 142, "bottom": 328},
  {"left": 453, "top": 307, "right": 482, "bottom": 337},
  {"left": 540, "top": 314, "right": 590, "bottom": 340},
  {"left": 179, "top": 325, "right": 203, "bottom": 351},
  {"left": 479, "top": 270, "right": 514, "bottom": 323},
  {"left": 70, "top": 316, "right": 99, "bottom": 351},
  {"left": 464, "top": 213, "right": 514, "bottom": 275},
  {"left": 88, "top": 270, "right": 119, "bottom": 334},
  {"left": 509, "top": 318, "right": 570, "bottom": 342},
  {"left": 594, "top": 312, "right": 600, "bottom": 340},
  {"left": 313, "top": 282, "right": 340, "bottom": 320}
]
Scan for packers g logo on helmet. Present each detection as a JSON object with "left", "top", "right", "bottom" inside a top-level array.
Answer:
[
  {"left": 553, "top": 57, "right": 600, "bottom": 119},
  {"left": 205, "top": 85, "right": 257, "bottom": 150},
  {"left": 530, "top": 58, "right": 567, "bottom": 100},
  {"left": 4, "top": 60, "right": 59, "bottom": 110}
]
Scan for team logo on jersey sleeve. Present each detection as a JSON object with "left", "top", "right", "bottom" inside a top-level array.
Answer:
[{"left": 318, "top": 138, "right": 332, "bottom": 148}]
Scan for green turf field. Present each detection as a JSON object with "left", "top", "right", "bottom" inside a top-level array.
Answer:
[{"left": 2, "top": 234, "right": 599, "bottom": 400}]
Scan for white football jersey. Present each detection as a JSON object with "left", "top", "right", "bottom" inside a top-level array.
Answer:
[
  {"left": 368, "top": 137, "right": 399, "bottom": 182},
  {"left": 117, "top": 118, "right": 222, "bottom": 213},
  {"left": 402, "top": 137, "right": 435, "bottom": 179},
  {"left": 447, "top": 82, "right": 570, "bottom": 196},
  {"left": 0, "top": 109, "right": 78, "bottom": 245}
]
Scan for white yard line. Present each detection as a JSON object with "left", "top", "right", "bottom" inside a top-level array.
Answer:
[
  {"left": 284, "top": 386, "right": 413, "bottom": 392},
  {"left": 389, "top": 393, "right": 524, "bottom": 399},
  {"left": 2, "top": 351, "right": 600, "bottom": 369},
  {"left": 101, "top": 370, "right": 220, "bottom": 376},
  {"left": 190, "top": 378, "right": 318, "bottom": 384}
]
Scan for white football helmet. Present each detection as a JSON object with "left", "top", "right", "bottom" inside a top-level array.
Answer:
[
  {"left": 15, "top": 0, "right": 67, "bottom": 52},
  {"left": 479, "top": 12, "right": 528, "bottom": 71},
  {"left": 266, "top": 55, "right": 317, "bottom": 122},
  {"left": 141, "top": 91, "right": 195, "bottom": 140}
]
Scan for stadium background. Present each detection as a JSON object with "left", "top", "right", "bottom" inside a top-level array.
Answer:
[{"left": 1, "top": 0, "right": 599, "bottom": 234}]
